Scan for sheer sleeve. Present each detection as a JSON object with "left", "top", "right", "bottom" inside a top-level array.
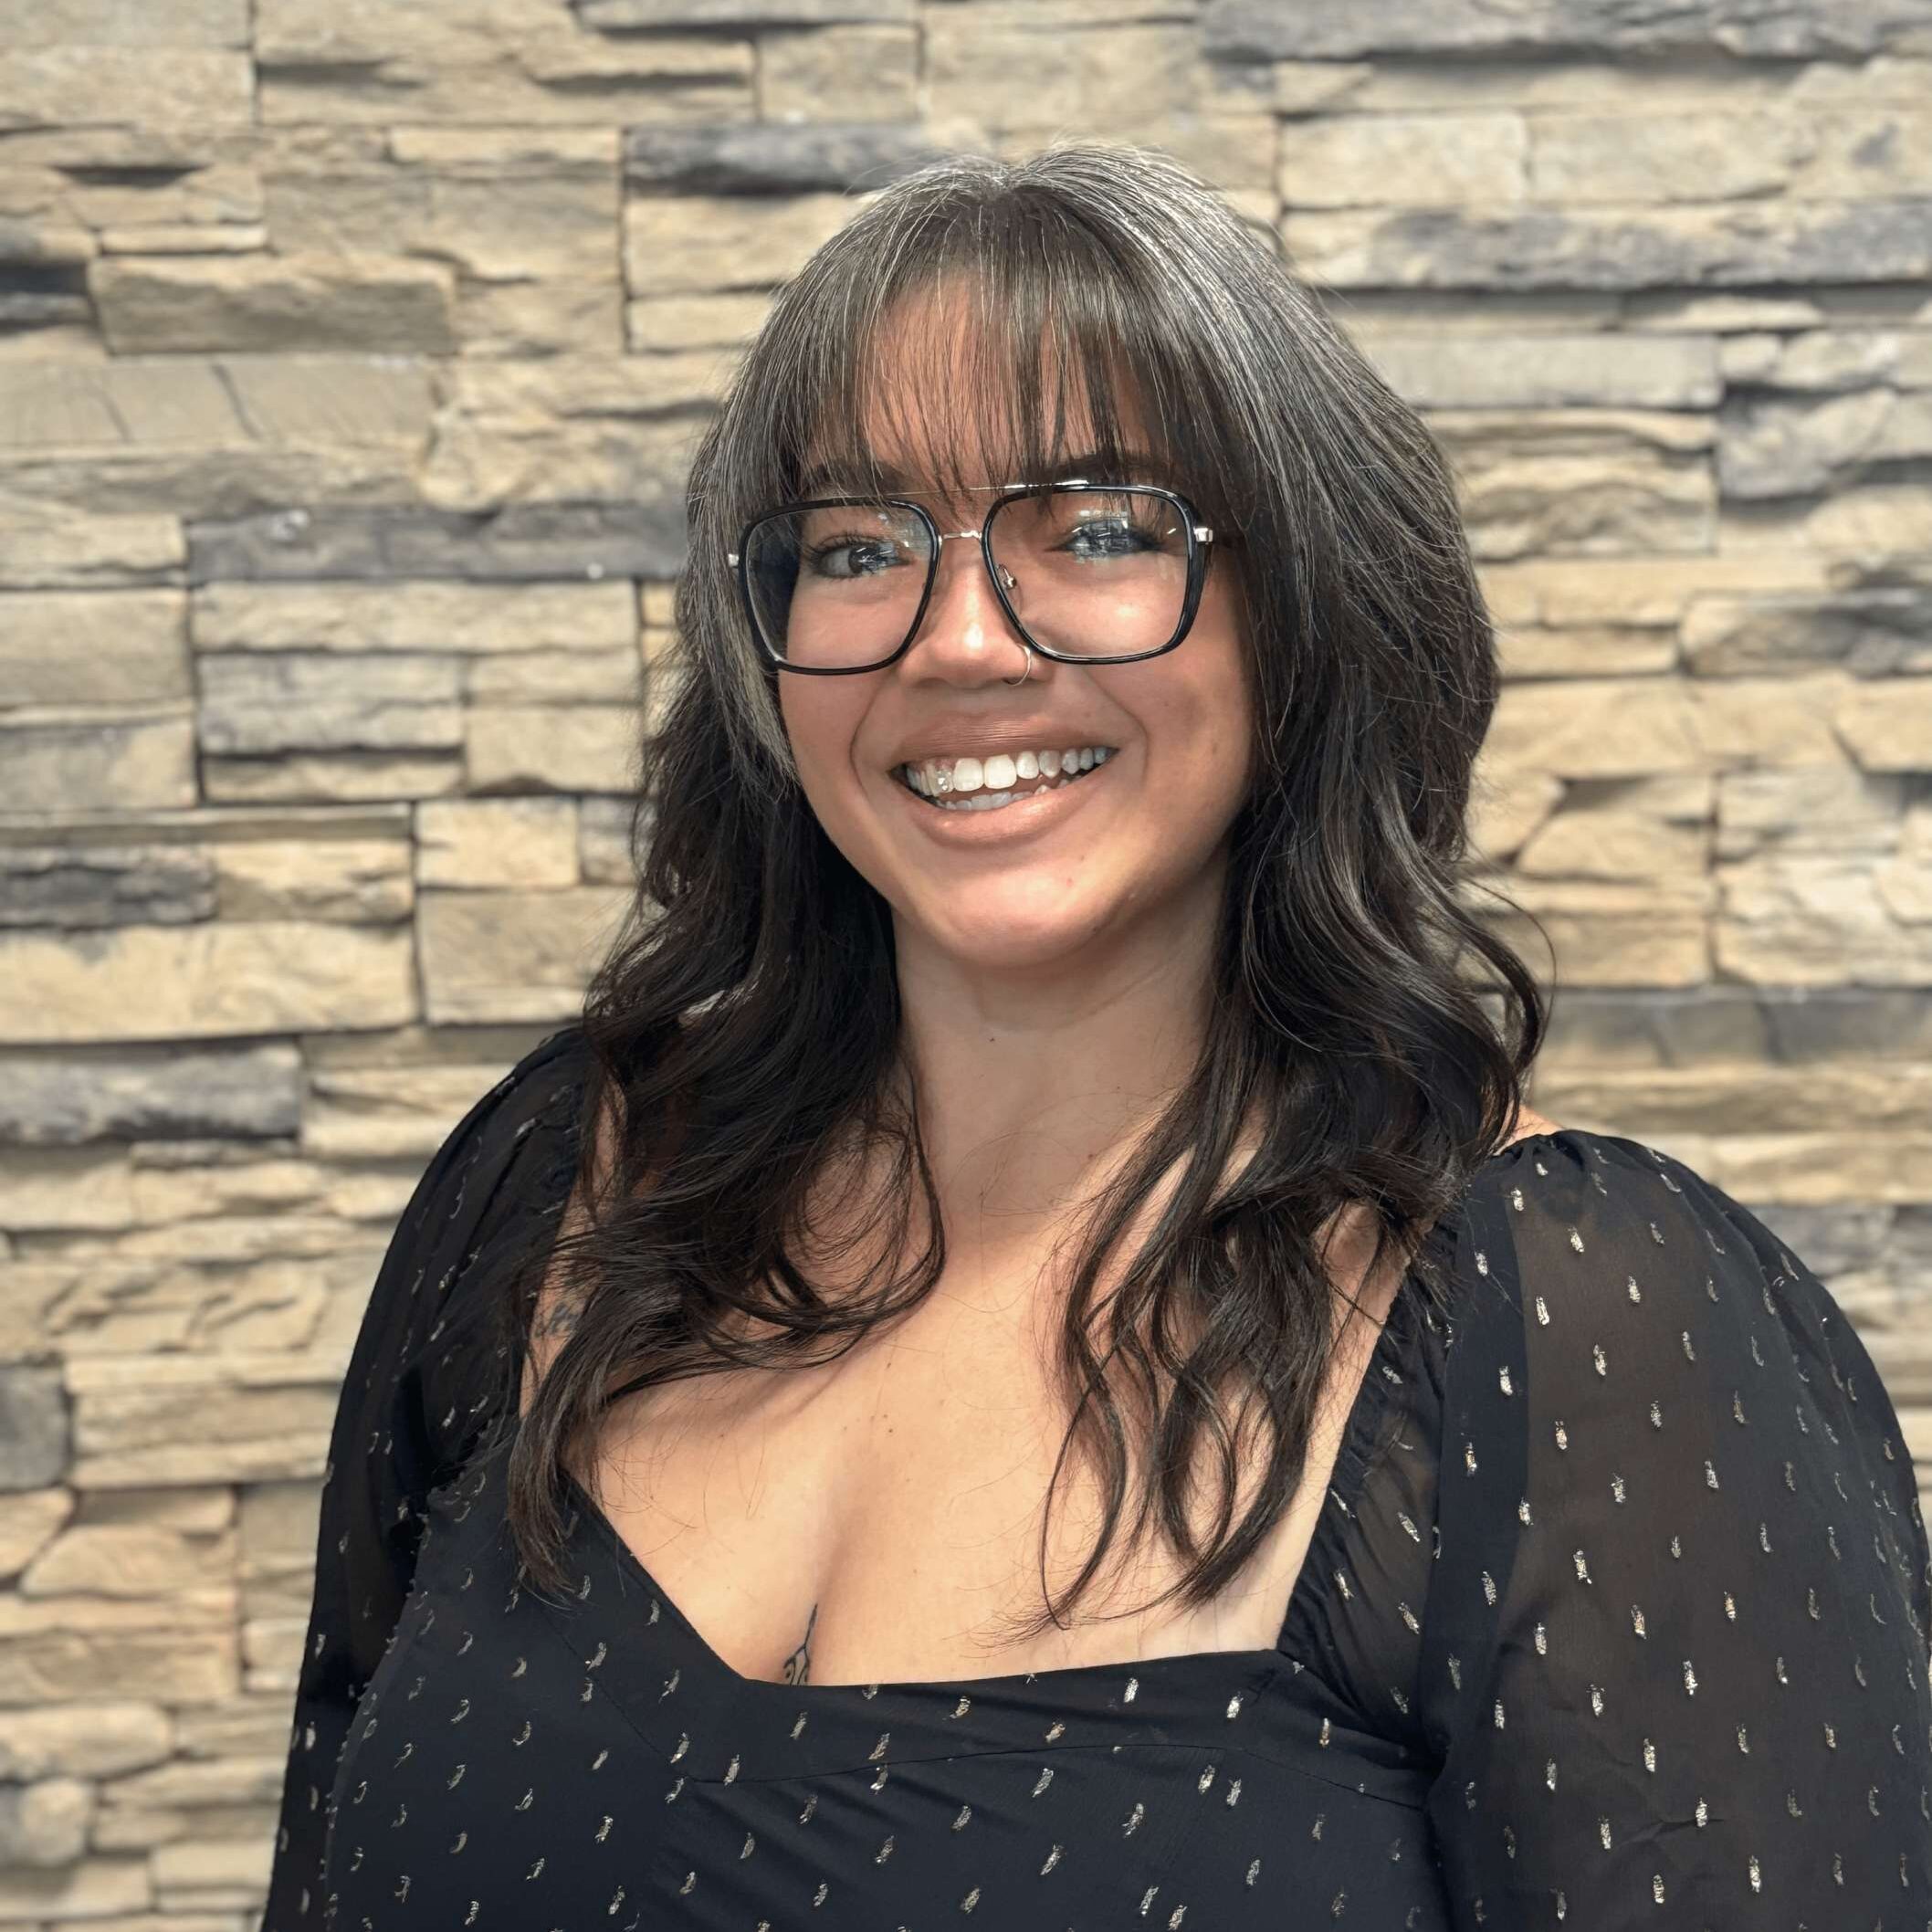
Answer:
[
  {"left": 258, "top": 1024, "right": 588, "bottom": 1929},
  {"left": 1418, "top": 1129, "right": 1932, "bottom": 1927}
]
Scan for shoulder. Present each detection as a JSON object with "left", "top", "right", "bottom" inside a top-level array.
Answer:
[{"left": 1454, "top": 1125, "right": 1919, "bottom": 1504}]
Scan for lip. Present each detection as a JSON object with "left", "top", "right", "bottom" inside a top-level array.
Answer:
[{"left": 886, "top": 750, "right": 1118, "bottom": 845}]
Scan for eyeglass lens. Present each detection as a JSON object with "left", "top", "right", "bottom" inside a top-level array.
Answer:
[{"left": 741, "top": 489, "right": 1192, "bottom": 670}]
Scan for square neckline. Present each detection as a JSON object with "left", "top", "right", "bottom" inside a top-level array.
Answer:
[{"left": 527, "top": 1127, "right": 1567, "bottom": 1706}]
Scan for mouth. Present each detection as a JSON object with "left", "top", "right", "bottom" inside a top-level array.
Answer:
[{"left": 891, "top": 748, "right": 1117, "bottom": 814}]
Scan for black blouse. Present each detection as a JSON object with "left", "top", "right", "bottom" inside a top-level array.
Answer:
[{"left": 261, "top": 1024, "right": 1932, "bottom": 1928}]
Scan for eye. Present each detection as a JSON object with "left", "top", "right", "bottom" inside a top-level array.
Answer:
[{"left": 803, "top": 530, "right": 914, "bottom": 580}]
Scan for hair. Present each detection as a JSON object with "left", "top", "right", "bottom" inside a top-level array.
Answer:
[{"left": 470, "top": 140, "right": 1551, "bottom": 1642}]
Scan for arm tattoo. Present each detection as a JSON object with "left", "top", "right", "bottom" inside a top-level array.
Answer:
[{"left": 781, "top": 1602, "right": 818, "bottom": 1685}]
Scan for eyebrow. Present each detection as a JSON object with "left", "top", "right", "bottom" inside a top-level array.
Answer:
[{"left": 793, "top": 447, "right": 1171, "bottom": 500}]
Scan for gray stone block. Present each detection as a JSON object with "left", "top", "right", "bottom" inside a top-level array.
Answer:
[
  {"left": 0, "top": 1367, "right": 67, "bottom": 1492},
  {"left": 580, "top": 0, "right": 911, "bottom": 21},
  {"left": 624, "top": 121, "right": 948, "bottom": 192},
  {"left": 185, "top": 502, "right": 687, "bottom": 584},
  {"left": 0, "top": 1043, "right": 303, "bottom": 1145},
  {"left": 1204, "top": 0, "right": 1916, "bottom": 59},
  {"left": 1284, "top": 197, "right": 1932, "bottom": 291},
  {"left": 0, "top": 845, "right": 217, "bottom": 929}
]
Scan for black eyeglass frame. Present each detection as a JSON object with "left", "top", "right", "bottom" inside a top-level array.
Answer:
[{"left": 725, "top": 479, "right": 1217, "bottom": 677}]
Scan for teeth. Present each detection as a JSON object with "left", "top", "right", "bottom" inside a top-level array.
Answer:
[{"left": 898, "top": 745, "right": 1113, "bottom": 799}]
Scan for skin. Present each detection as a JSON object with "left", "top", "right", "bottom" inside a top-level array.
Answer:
[
  {"left": 521, "top": 299, "right": 1562, "bottom": 1681},
  {"left": 777, "top": 311, "right": 1257, "bottom": 1253}
]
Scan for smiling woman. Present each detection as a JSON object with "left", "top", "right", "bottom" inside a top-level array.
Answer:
[{"left": 263, "top": 142, "right": 1932, "bottom": 1932}]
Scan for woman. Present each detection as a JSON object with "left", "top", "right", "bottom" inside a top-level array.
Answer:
[{"left": 263, "top": 144, "right": 1931, "bottom": 1928}]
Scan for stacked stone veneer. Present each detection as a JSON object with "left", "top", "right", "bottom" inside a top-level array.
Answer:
[{"left": 1, "top": 0, "right": 1930, "bottom": 1924}]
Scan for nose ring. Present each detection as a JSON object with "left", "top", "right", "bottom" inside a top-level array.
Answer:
[{"left": 1002, "top": 637, "right": 1034, "bottom": 687}]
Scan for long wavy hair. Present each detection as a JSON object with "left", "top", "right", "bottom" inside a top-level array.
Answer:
[{"left": 472, "top": 141, "right": 1550, "bottom": 1638}]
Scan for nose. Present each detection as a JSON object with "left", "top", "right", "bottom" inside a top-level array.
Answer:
[{"left": 898, "top": 531, "right": 1034, "bottom": 685}]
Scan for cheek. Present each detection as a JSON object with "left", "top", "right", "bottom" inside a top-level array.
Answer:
[{"left": 778, "top": 684, "right": 865, "bottom": 793}]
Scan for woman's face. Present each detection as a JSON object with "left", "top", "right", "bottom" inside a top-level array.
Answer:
[{"left": 775, "top": 363, "right": 1254, "bottom": 990}]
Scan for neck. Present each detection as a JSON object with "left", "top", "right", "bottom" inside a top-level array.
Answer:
[{"left": 891, "top": 869, "right": 1225, "bottom": 1243}]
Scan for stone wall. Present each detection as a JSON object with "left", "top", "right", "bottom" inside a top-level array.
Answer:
[{"left": 1, "top": 1, "right": 1929, "bottom": 1924}]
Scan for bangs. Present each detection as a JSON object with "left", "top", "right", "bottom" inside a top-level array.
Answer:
[{"left": 756, "top": 228, "right": 1233, "bottom": 525}]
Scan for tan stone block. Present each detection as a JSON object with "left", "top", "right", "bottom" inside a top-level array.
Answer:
[
  {"left": 0, "top": 1853, "right": 152, "bottom": 1921},
  {"left": 198, "top": 650, "right": 462, "bottom": 757},
  {"left": 1279, "top": 112, "right": 1526, "bottom": 208},
  {"left": 625, "top": 291, "right": 771, "bottom": 352},
  {"left": 63, "top": 163, "right": 262, "bottom": 236},
  {"left": 1485, "top": 680, "right": 1696, "bottom": 779},
  {"left": 462, "top": 646, "right": 642, "bottom": 704},
  {"left": 759, "top": 26, "right": 917, "bottom": 121},
  {"left": 1480, "top": 551, "right": 1832, "bottom": 627},
  {"left": 466, "top": 705, "right": 641, "bottom": 793},
  {"left": 0, "top": 1702, "right": 172, "bottom": 1782},
  {"left": 578, "top": 794, "right": 646, "bottom": 887},
  {"left": 299, "top": 1058, "right": 531, "bottom": 1161},
  {"left": 1717, "top": 852, "right": 1932, "bottom": 986},
  {"left": 100, "top": 1755, "right": 283, "bottom": 1813},
  {"left": 4, "top": 1775, "right": 89, "bottom": 1864},
  {"left": 69, "top": 1371, "right": 341, "bottom": 1486},
  {"left": 0, "top": 507, "right": 183, "bottom": 590},
  {"left": 0, "top": 919, "right": 416, "bottom": 1045},
  {"left": 21, "top": 1522, "right": 236, "bottom": 1599},
  {"left": 0, "top": 591, "right": 189, "bottom": 705},
  {"left": 95, "top": 224, "right": 267, "bottom": 257},
  {"left": 216, "top": 354, "right": 437, "bottom": 447},
  {"left": 925, "top": 20, "right": 1202, "bottom": 127},
  {"left": 210, "top": 837, "right": 414, "bottom": 923},
  {"left": 200, "top": 751, "right": 465, "bottom": 805},
  {"left": 1694, "top": 675, "right": 1856, "bottom": 767},
  {"left": 1834, "top": 678, "right": 1932, "bottom": 773},
  {"left": 457, "top": 277, "right": 623, "bottom": 357},
  {"left": 0, "top": 1148, "right": 135, "bottom": 1234},
  {"left": 1495, "top": 623, "right": 1676, "bottom": 677},
  {"left": 152, "top": 1835, "right": 274, "bottom": 1906},
  {"left": 1533, "top": 1063, "right": 1932, "bottom": 1151},
  {"left": 0, "top": 707, "right": 196, "bottom": 814},
  {"left": 1528, "top": 112, "right": 1811, "bottom": 204},
  {"left": 1517, "top": 802, "right": 1711, "bottom": 880},
  {"left": 1545, "top": 106, "right": 1932, "bottom": 205},
  {"left": 417, "top": 884, "right": 635, "bottom": 1023},
  {"left": 1479, "top": 877, "right": 1712, "bottom": 987},
  {"left": 415, "top": 796, "right": 580, "bottom": 889},
  {"left": 0, "top": 48, "right": 252, "bottom": 128},
  {"left": 1715, "top": 766, "right": 1905, "bottom": 860},
  {"left": 1361, "top": 331, "right": 1718, "bottom": 409},
  {"left": 0, "top": 1488, "right": 71, "bottom": 1584},
  {"left": 193, "top": 579, "right": 634, "bottom": 654},
  {"left": 388, "top": 126, "right": 618, "bottom": 168},
  {"left": 0, "top": 0, "right": 246, "bottom": 39},
  {"left": 623, "top": 192, "right": 856, "bottom": 295},
  {"left": 257, "top": 4, "right": 751, "bottom": 125},
  {"left": 1440, "top": 408, "right": 1717, "bottom": 559},
  {"left": 0, "top": 355, "right": 431, "bottom": 519},
  {"left": 89, "top": 252, "right": 457, "bottom": 355},
  {"left": 420, "top": 359, "right": 712, "bottom": 510},
  {"left": 265, "top": 150, "right": 614, "bottom": 278},
  {"left": 1727, "top": 482, "right": 1932, "bottom": 555}
]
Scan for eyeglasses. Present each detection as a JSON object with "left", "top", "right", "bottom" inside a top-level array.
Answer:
[{"left": 726, "top": 480, "right": 1216, "bottom": 676}]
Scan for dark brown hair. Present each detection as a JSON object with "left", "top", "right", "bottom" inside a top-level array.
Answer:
[{"left": 474, "top": 140, "right": 1550, "bottom": 1645}]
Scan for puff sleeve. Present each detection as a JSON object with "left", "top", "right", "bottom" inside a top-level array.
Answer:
[
  {"left": 258, "top": 1024, "right": 588, "bottom": 1929},
  {"left": 1418, "top": 1129, "right": 1932, "bottom": 1927}
]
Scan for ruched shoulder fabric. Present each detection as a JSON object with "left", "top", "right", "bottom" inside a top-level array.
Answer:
[
  {"left": 258, "top": 1024, "right": 590, "bottom": 1929},
  {"left": 1414, "top": 1129, "right": 1932, "bottom": 1927}
]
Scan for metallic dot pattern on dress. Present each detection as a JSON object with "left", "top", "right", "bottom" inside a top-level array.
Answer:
[{"left": 260, "top": 1026, "right": 1932, "bottom": 1929}]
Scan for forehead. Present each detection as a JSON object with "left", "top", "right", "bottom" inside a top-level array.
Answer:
[{"left": 792, "top": 284, "right": 1162, "bottom": 502}]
